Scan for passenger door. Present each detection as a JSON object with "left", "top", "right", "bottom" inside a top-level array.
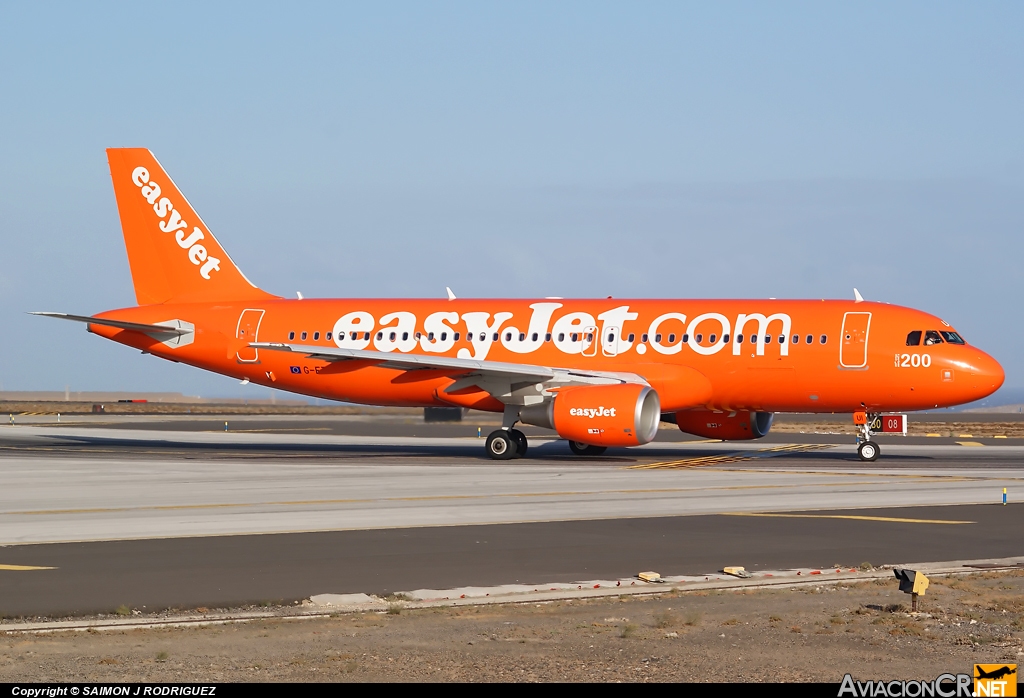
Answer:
[
  {"left": 582, "top": 325, "right": 599, "bottom": 357},
  {"left": 235, "top": 308, "right": 265, "bottom": 363},
  {"left": 840, "top": 312, "right": 871, "bottom": 368}
]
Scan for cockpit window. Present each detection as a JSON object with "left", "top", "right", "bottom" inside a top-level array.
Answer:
[
  {"left": 923, "top": 330, "right": 944, "bottom": 346},
  {"left": 940, "top": 331, "right": 965, "bottom": 345},
  {"left": 906, "top": 330, "right": 922, "bottom": 346}
]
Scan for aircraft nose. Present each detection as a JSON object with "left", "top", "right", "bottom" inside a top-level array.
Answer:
[{"left": 967, "top": 349, "right": 1004, "bottom": 399}]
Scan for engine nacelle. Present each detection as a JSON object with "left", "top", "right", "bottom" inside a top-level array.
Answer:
[
  {"left": 520, "top": 384, "right": 661, "bottom": 447},
  {"left": 668, "top": 410, "right": 774, "bottom": 440}
]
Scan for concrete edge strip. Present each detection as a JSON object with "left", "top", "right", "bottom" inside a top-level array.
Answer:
[{"left": 4, "top": 555, "right": 1022, "bottom": 635}]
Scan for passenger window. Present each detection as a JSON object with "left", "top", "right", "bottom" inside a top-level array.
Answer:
[
  {"left": 940, "top": 331, "right": 965, "bottom": 345},
  {"left": 326, "top": 332, "right": 332, "bottom": 341},
  {"left": 695, "top": 334, "right": 703, "bottom": 344},
  {"left": 531, "top": 333, "right": 538, "bottom": 342},
  {"left": 655, "top": 334, "right": 662, "bottom": 343},
  {"left": 778, "top": 335, "right": 786, "bottom": 344},
  {"left": 545, "top": 333, "right": 552, "bottom": 341},
  {"left": 819, "top": 335, "right": 827, "bottom": 344},
  {"left": 682, "top": 334, "right": 689, "bottom": 343},
  {"left": 388, "top": 332, "right": 396, "bottom": 341},
  {"left": 806, "top": 335, "right": 813, "bottom": 344},
  {"left": 492, "top": 332, "right": 499, "bottom": 341},
  {"left": 586, "top": 333, "right": 593, "bottom": 342},
  {"left": 791, "top": 334, "right": 798, "bottom": 344},
  {"left": 288, "top": 332, "right": 295, "bottom": 340},
  {"left": 750, "top": 335, "right": 757, "bottom": 344},
  {"left": 924, "top": 330, "right": 944, "bottom": 346},
  {"left": 641, "top": 334, "right": 648, "bottom": 343},
  {"left": 571, "top": 333, "right": 579, "bottom": 342},
  {"left": 722, "top": 334, "right": 729, "bottom": 343},
  {"left": 519, "top": 333, "right": 526, "bottom": 342},
  {"left": 453, "top": 332, "right": 459, "bottom": 341},
  {"left": 764, "top": 335, "right": 772, "bottom": 344},
  {"left": 668, "top": 334, "right": 675, "bottom": 343},
  {"left": 558, "top": 333, "right": 565, "bottom": 342},
  {"left": 415, "top": 332, "right": 422, "bottom": 340},
  {"left": 906, "top": 331, "right": 922, "bottom": 346},
  {"left": 428, "top": 332, "right": 435, "bottom": 341},
  {"left": 313, "top": 332, "right": 320, "bottom": 340},
  {"left": 736, "top": 334, "right": 743, "bottom": 343},
  {"left": 709, "top": 334, "right": 717, "bottom": 343},
  {"left": 440, "top": 332, "right": 447, "bottom": 341},
  {"left": 402, "top": 332, "right": 409, "bottom": 341},
  {"left": 627, "top": 333, "right": 635, "bottom": 342},
  {"left": 300, "top": 331, "right": 307, "bottom": 340},
  {"left": 376, "top": 332, "right": 383, "bottom": 340}
]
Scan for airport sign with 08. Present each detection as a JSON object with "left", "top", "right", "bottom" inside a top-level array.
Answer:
[{"left": 870, "top": 414, "right": 907, "bottom": 435}]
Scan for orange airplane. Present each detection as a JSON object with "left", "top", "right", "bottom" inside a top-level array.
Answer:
[{"left": 35, "top": 149, "right": 1005, "bottom": 461}]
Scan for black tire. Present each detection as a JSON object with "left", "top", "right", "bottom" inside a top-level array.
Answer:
[
  {"left": 509, "top": 429, "right": 528, "bottom": 458},
  {"left": 568, "top": 440, "right": 608, "bottom": 457},
  {"left": 486, "top": 430, "right": 517, "bottom": 460},
  {"left": 857, "top": 441, "right": 880, "bottom": 462}
]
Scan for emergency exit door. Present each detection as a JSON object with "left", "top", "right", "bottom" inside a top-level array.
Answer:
[
  {"left": 840, "top": 312, "right": 871, "bottom": 368},
  {"left": 236, "top": 309, "right": 265, "bottom": 363}
]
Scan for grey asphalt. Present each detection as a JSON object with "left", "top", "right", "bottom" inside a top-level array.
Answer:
[
  {"left": 0, "top": 504, "right": 1020, "bottom": 618},
  {"left": 0, "top": 418, "right": 1021, "bottom": 617}
]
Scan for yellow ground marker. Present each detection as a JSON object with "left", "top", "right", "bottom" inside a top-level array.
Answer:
[
  {"left": 0, "top": 564, "right": 56, "bottom": 571},
  {"left": 629, "top": 443, "right": 833, "bottom": 470},
  {"left": 926, "top": 433, "right": 943, "bottom": 437},
  {"left": 723, "top": 512, "right": 974, "bottom": 525},
  {"left": 959, "top": 434, "right": 974, "bottom": 438},
  {"left": 957, "top": 441, "right": 984, "bottom": 447},
  {"left": 995, "top": 435, "right": 1008, "bottom": 439}
]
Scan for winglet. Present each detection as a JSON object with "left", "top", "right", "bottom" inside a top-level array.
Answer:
[
  {"left": 446, "top": 287, "right": 457, "bottom": 301},
  {"left": 853, "top": 288, "right": 864, "bottom": 303}
]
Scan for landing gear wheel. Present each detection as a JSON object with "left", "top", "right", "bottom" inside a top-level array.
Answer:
[
  {"left": 509, "top": 429, "right": 528, "bottom": 458},
  {"left": 857, "top": 441, "right": 879, "bottom": 462},
  {"left": 485, "top": 430, "right": 517, "bottom": 460},
  {"left": 569, "top": 441, "right": 608, "bottom": 457}
]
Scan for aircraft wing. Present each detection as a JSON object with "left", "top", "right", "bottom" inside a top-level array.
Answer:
[
  {"left": 30, "top": 312, "right": 193, "bottom": 337},
  {"left": 251, "top": 342, "right": 648, "bottom": 401}
]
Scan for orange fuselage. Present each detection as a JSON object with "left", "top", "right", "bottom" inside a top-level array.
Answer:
[{"left": 90, "top": 298, "right": 1004, "bottom": 414}]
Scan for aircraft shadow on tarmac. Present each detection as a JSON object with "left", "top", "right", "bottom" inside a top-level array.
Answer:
[{"left": 0, "top": 432, "right": 933, "bottom": 464}]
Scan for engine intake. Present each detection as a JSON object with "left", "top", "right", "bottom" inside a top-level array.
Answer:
[
  {"left": 520, "top": 384, "right": 661, "bottom": 447},
  {"left": 667, "top": 409, "right": 773, "bottom": 440}
]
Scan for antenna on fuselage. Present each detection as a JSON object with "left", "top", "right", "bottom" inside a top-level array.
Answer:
[
  {"left": 446, "top": 287, "right": 457, "bottom": 301},
  {"left": 853, "top": 288, "right": 864, "bottom": 302}
]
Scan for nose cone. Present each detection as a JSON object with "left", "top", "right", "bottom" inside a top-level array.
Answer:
[{"left": 966, "top": 349, "right": 1005, "bottom": 401}]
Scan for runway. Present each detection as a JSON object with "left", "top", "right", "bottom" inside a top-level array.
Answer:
[{"left": 0, "top": 418, "right": 1021, "bottom": 616}]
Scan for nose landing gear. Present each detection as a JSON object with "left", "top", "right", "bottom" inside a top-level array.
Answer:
[
  {"left": 854, "top": 411, "right": 880, "bottom": 461},
  {"left": 857, "top": 440, "right": 879, "bottom": 462}
]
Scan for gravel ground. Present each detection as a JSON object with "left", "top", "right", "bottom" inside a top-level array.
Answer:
[{"left": 2, "top": 571, "right": 1022, "bottom": 683}]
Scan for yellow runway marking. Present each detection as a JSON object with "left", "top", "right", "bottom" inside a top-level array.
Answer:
[
  {"left": 957, "top": 441, "right": 984, "bottom": 447},
  {"left": 629, "top": 443, "right": 834, "bottom": 470},
  {"left": 0, "top": 564, "right": 56, "bottom": 571},
  {"left": 723, "top": 512, "right": 975, "bottom": 525}
]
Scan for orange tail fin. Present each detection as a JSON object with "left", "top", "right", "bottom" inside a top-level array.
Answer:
[{"left": 107, "top": 148, "right": 277, "bottom": 305}]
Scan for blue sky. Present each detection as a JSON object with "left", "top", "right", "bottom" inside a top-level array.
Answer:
[{"left": 0, "top": 3, "right": 1021, "bottom": 397}]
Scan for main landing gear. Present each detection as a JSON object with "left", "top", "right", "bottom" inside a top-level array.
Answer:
[
  {"left": 854, "top": 411, "right": 880, "bottom": 462},
  {"left": 568, "top": 441, "right": 607, "bottom": 457},
  {"left": 485, "top": 428, "right": 528, "bottom": 460}
]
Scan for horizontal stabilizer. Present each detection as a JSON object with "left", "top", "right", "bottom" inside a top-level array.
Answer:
[{"left": 30, "top": 312, "right": 192, "bottom": 337}]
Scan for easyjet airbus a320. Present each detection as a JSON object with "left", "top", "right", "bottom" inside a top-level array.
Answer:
[{"left": 36, "top": 149, "right": 1005, "bottom": 461}]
